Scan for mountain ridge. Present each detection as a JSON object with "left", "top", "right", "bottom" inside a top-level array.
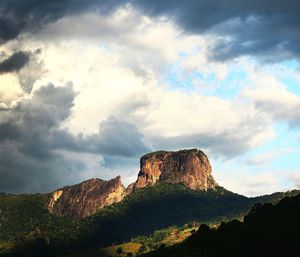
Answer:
[
  {"left": 0, "top": 183, "right": 299, "bottom": 257},
  {"left": 45, "top": 149, "right": 219, "bottom": 218},
  {"left": 1, "top": 148, "right": 299, "bottom": 257}
]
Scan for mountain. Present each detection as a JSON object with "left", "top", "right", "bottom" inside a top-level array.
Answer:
[
  {"left": 46, "top": 149, "right": 218, "bottom": 218},
  {"left": 130, "top": 149, "right": 217, "bottom": 191},
  {"left": 1, "top": 185, "right": 299, "bottom": 257},
  {"left": 46, "top": 176, "right": 126, "bottom": 218},
  {"left": 0, "top": 148, "right": 299, "bottom": 257},
  {"left": 142, "top": 193, "right": 300, "bottom": 257}
]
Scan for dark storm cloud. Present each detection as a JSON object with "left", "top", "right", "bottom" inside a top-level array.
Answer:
[
  {"left": 1, "top": 0, "right": 299, "bottom": 61},
  {"left": 0, "top": 51, "right": 30, "bottom": 74},
  {"left": 131, "top": 0, "right": 300, "bottom": 61},
  {"left": 85, "top": 117, "right": 150, "bottom": 157},
  {"left": 47, "top": 117, "right": 150, "bottom": 158},
  {"left": 0, "top": 49, "right": 43, "bottom": 93},
  {"left": 0, "top": 0, "right": 122, "bottom": 44},
  {"left": 0, "top": 83, "right": 76, "bottom": 160},
  {"left": 0, "top": 83, "right": 149, "bottom": 193}
]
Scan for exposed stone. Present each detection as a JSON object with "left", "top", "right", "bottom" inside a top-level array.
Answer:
[
  {"left": 45, "top": 176, "right": 126, "bottom": 218},
  {"left": 47, "top": 190, "right": 63, "bottom": 212},
  {"left": 46, "top": 149, "right": 217, "bottom": 219},
  {"left": 132, "top": 149, "right": 217, "bottom": 191}
]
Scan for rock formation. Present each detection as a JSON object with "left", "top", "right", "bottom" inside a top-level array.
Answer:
[
  {"left": 46, "top": 149, "right": 217, "bottom": 219},
  {"left": 46, "top": 176, "right": 126, "bottom": 218},
  {"left": 130, "top": 149, "right": 217, "bottom": 191}
]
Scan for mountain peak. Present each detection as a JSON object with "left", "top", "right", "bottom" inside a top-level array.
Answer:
[
  {"left": 130, "top": 149, "right": 217, "bottom": 191},
  {"left": 46, "top": 149, "right": 218, "bottom": 218},
  {"left": 46, "top": 175, "right": 126, "bottom": 218}
]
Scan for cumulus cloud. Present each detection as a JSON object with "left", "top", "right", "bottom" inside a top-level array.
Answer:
[
  {"left": 0, "top": 1, "right": 299, "bottom": 195},
  {"left": 18, "top": 39, "right": 275, "bottom": 161},
  {"left": 131, "top": 0, "right": 300, "bottom": 61},
  {"left": 17, "top": 48, "right": 44, "bottom": 93},
  {"left": 0, "top": 83, "right": 149, "bottom": 193},
  {"left": 244, "top": 78, "right": 300, "bottom": 128},
  {"left": 0, "top": 83, "right": 78, "bottom": 192},
  {"left": 0, "top": 0, "right": 121, "bottom": 44},
  {"left": 213, "top": 162, "right": 282, "bottom": 197},
  {"left": 1, "top": 0, "right": 300, "bottom": 61}
]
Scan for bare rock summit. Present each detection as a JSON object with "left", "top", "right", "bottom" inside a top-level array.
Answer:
[
  {"left": 46, "top": 176, "right": 126, "bottom": 218},
  {"left": 130, "top": 149, "right": 217, "bottom": 191},
  {"left": 46, "top": 149, "right": 217, "bottom": 218}
]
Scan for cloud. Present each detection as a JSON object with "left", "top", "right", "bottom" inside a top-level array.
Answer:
[
  {"left": 131, "top": 0, "right": 300, "bottom": 61},
  {"left": 17, "top": 49, "right": 45, "bottom": 93},
  {"left": 0, "top": 82, "right": 76, "bottom": 159},
  {"left": 287, "top": 172, "right": 300, "bottom": 189},
  {"left": 21, "top": 39, "right": 275, "bottom": 162},
  {"left": 0, "top": 83, "right": 78, "bottom": 192},
  {"left": 244, "top": 77, "right": 300, "bottom": 128},
  {"left": 87, "top": 117, "right": 150, "bottom": 157},
  {"left": 1, "top": 0, "right": 300, "bottom": 62},
  {"left": 0, "top": 49, "right": 44, "bottom": 94},
  {"left": 246, "top": 148, "right": 294, "bottom": 166},
  {"left": 150, "top": 127, "right": 272, "bottom": 160},
  {"left": 0, "top": 0, "right": 123, "bottom": 44},
  {"left": 213, "top": 162, "right": 282, "bottom": 197},
  {"left": 0, "top": 82, "right": 150, "bottom": 193},
  {"left": 0, "top": 51, "right": 30, "bottom": 74},
  {"left": 0, "top": 2, "right": 299, "bottom": 195}
]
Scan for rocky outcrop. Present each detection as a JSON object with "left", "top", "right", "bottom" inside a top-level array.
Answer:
[
  {"left": 46, "top": 149, "right": 217, "bottom": 219},
  {"left": 46, "top": 176, "right": 126, "bottom": 218},
  {"left": 131, "top": 149, "right": 217, "bottom": 191}
]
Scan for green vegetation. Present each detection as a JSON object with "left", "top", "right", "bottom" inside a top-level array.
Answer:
[
  {"left": 143, "top": 193, "right": 300, "bottom": 257},
  {"left": 66, "top": 222, "right": 200, "bottom": 257},
  {"left": 65, "top": 242, "right": 142, "bottom": 257},
  {"left": 131, "top": 223, "right": 200, "bottom": 255},
  {"left": 0, "top": 185, "right": 299, "bottom": 257},
  {"left": 0, "top": 193, "right": 80, "bottom": 241}
]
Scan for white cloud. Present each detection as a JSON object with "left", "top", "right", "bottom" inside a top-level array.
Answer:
[
  {"left": 243, "top": 72, "right": 300, "bottom": 127},
  {"left": 287, "top": 172, "right": 300, "bottom": 189},
  {"left": 213, "top": 162, "right": 282, "bottom": 196},
  {"left": 7, "top": 8, "right": 277, "bottom": 160},
  {"left": 1, "top": 6, "right": 299, "bottom": 193},
  {"left": 246, "top": 148, "right": 294, "bottom": 166}
]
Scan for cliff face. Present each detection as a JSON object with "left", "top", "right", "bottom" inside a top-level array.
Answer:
[
  {"left": 46, "top": 176, "right": 126, "bottom": 218},
  {"left": 46, "top": 149, "right": 217, "bottom": 219},
  {"left": 131, "top": 149, "right": 217, "bottom": 191}
]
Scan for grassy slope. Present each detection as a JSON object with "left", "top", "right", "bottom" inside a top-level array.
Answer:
[
  {"left": 142, "top": 193, "right": 300, "bottom": 257},
  {"left": 0, "top": 185, "right": 299, "bottom": 257},
  {"left": 66, "top": 223, "right": 200, "bottom": 257}
]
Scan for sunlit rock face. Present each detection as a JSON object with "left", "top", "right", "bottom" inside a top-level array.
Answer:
[
  {"left": 131, "top": 149, "right": 217, "bottom": 191},
  {"left": 46, "top": 176, "right": 126, "bottom": 218},
  {"left": 46, "top": 149, "right": 217, "bottom": 218}
]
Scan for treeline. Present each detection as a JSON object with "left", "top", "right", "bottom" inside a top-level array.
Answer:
[{"left": 143, "top": 193, "right": 300, "bottom": 257}]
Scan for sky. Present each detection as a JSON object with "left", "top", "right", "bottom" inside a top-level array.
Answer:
[{"left": 0, "top": 0, "right": 300, "bottom": 196}]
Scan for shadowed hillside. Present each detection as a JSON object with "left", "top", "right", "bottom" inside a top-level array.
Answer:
[
  {"left": 0, "top": 184, "right": 299, "bottom": 257},
  {"left": 142, "top": 194, "right": 300, "bottom": 257}
]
